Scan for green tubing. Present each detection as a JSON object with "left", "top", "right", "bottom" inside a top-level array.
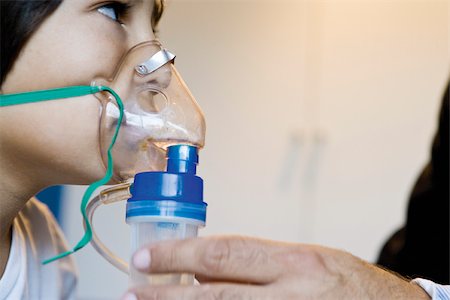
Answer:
[
  {"left": 0, "top": 85, "right": 124, "bottom": 264},
  {"left": 42, "top": 86, "right": 124, "bottom": 264}
]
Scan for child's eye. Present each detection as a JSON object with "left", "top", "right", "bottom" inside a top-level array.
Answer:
[{"left": 97, "top": 2, "right": 129, "bottom": 24}]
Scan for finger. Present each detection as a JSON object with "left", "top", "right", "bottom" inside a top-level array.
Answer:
[
  {"left": 132, "top": 236, "right": 285, "bottom": 284},
  {"left": 123, "top": 283, "right": 273, "bottom": 300}
]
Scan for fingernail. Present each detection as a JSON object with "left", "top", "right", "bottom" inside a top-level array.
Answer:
[
  {"left": 122, "top": 292, "right": 138, "bottom": 300},
  {"left": 133, "top": 249, "right": 151, "bottom": 270}
]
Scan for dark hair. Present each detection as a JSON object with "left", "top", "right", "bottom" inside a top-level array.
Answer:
[
  {"left": 1, "top": 1, "right": 63, "bottom": 85},
  {"left": 0, "top": 0, "right": 165, "bottom": 86}
]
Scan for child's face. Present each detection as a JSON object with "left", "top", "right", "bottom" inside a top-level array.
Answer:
[{"left": 0, "top": 0, "right": 158, "bottom": 187}]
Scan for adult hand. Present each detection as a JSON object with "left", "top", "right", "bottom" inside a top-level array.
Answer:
[{"left": 122, "top": 236, "right": 429, "bottom": 300}]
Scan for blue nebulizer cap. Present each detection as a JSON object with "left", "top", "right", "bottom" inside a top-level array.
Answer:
[{"left": 126, "top": 145, "right": 207, "bottom": 224}]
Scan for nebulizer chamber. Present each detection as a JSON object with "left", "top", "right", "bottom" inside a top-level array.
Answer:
[
  {"left": 85, "top": 40, "right": 207, "bottom": 286},
  {"left": 127, "top": 145, "right": 206, "bottom": 286}
]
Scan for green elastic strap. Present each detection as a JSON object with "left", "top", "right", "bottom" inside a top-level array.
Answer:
[
  {"left": 0, "top": 86, "right": 102, "bottom": 106},
  {"left": 0, "top": 85, "right": 124, "bottom": 264}
]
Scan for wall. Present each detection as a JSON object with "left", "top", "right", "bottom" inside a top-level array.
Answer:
[{"left": 61, "top": 1, "right": 449, "bottom": 298}]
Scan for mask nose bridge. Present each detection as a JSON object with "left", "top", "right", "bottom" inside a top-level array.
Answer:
[
  {"left": 135, "top": 49, "right": 176, "bottom": 76},
  {"left": 130, "top": 46, "right": 176, "bottom": 93}
]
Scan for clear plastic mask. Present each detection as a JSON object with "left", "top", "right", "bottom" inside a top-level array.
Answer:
[{"left": 92, "top": 40, "right": 206, "bottom": 181}]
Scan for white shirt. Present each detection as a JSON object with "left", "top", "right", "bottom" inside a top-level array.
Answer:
[
  {"left": 0, "top": 198, "right": 77, "bottom": 300},
  {"left": 413, "top": 278, "right": 450, "bottom": 300}
]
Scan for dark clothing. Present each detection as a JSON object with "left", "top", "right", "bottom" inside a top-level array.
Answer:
[{"left": 378, "top": 82, "right": 449, "bottom": 284}]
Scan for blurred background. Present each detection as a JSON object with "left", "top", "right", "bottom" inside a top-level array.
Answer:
[{"left": 39, "top": 0, "right": 449, "bottom": 298}]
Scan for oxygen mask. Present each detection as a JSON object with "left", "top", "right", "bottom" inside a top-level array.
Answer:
[{"left": 92, "top": 40, "right": 205, "bottom": 180}]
